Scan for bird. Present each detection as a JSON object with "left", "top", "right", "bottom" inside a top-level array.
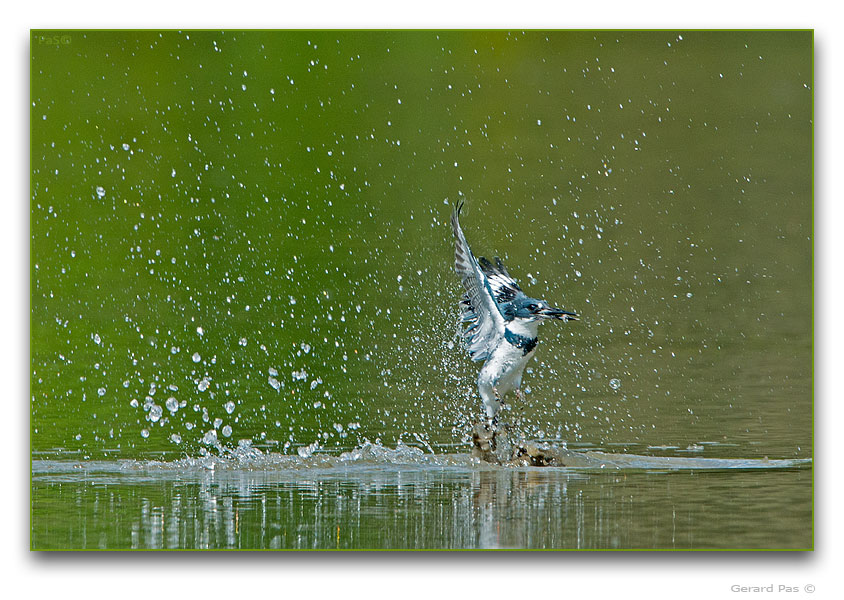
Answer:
[{"left": 451, "top": 200, "right": 578, "bottom": 432}]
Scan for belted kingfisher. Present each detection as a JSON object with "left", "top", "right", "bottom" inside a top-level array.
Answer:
[{"left": 451, "top": 200, "right": 578, "bottom": 425}]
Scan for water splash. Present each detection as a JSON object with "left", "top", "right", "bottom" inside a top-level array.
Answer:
[{"left": 110, "top": 439, "right": 811, "bottom": 473}]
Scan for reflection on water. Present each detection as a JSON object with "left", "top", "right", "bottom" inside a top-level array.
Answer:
[{"left": 31, "top": 449, "right": 811, "bottom": 550}]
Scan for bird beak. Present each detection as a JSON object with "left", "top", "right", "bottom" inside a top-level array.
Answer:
[{"left": 540, "top": 306, "right": 579, "bottom": 321}]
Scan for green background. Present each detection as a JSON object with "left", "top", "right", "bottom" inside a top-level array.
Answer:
[{"left": 32, "top": 30, "right": 812, "bottom": 460}]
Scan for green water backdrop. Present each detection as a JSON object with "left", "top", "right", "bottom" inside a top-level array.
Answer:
[{"left": 31, "top": 30, "right": 811, "bottom": 460}]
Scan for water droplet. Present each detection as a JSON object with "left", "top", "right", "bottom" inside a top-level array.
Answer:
[
  {"left": 224, "top": 401, "right": 236, "bottom": 414},
  {"left": 148, "top": 404, "right": 163, "bottom": 422},
  {"left": 198, "top": 378, "right": 210, "bottom": 392},
  {"left": 95, "top": 186, "right": 106, "bottom": 198},
  {"left": 165, "top": 397, "right": 179, "bottom": 412},
  {"left": 222, "top": 425, "right": 232, "bottom": 437},
  {"left": 140, "top": 428, "right": 150, "bottom": 438},
  {"left": 192, "top": 352, "right": 201, "bottom": 363},
  {"left": 297, "top": 442, "right": 317, "bottom": 458},
  {"left": 609, "top": 378, "right": 621, "bottom": 390}
]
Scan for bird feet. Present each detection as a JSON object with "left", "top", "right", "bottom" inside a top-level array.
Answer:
[
  {"left": 471, "top": 425, "right": 557, "bottom": 466},
  {"left": 471, "top": 417, "right": 514, "bottom": 465},
  {"left": 471, "top": 420, "right": 498, "bottom": 463},
  {"left": 471, "top": 388, "right": 533, "bottom": 464}
]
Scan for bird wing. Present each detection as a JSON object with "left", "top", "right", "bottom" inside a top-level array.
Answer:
[
  {"left": 451, "top": 201, "right": 505, "bottom": 362},
  {"left": 477, "top": 256, "right": 522, "bottom": 304}
]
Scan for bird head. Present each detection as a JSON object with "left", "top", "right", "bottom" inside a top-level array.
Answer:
[{"left": 507, "top": 296, "right": 579, "bottom": 322}]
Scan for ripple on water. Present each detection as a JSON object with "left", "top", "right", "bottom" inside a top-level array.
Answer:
[{"left": 31, "top": 440, "right": 812, "bottom": 479}]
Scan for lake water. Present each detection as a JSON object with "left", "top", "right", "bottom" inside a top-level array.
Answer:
[
  {"left": 31, "top": 444, "right": 811, "bottom": 550},
  {"left": 30, "top": 30, "right": 813, "bottom": 550}
]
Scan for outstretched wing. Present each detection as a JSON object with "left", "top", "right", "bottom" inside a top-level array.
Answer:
[
  {"left": 451, "top": 200, "right": 505, "bottom": 362},
  {"left": 477, "top": 256, "right": 522, "bottom": 304}
]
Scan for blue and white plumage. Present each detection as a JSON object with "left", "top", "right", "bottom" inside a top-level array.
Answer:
[{"left": 451, "top": 200, "right": 578, "bottom": 422}]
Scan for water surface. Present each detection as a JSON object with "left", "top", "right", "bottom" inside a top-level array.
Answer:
[{"left": 31, "top": 443, "right": 811, "bottom": 550}]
